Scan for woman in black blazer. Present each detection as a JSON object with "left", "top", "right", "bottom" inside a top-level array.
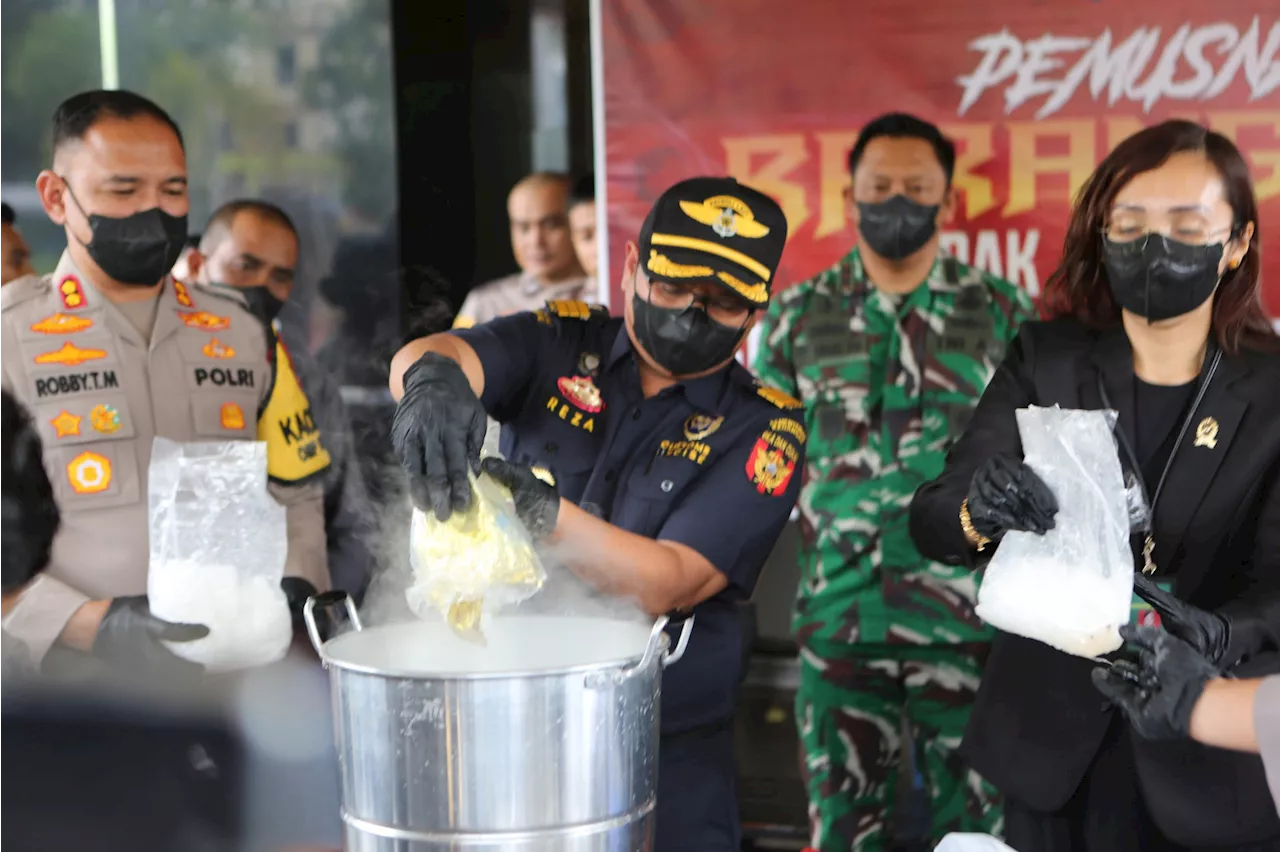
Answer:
[{"left": 910, "top": 119, "right": 1280, "bottom": 851}]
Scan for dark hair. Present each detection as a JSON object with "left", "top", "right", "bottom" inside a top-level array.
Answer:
[
  {"left": 847, "top": 113, "right": 956, "bottom": 184},
  {"left": 1, "top": 203, "right": 14, "bottom": 226},
  {"left": 1043, "top": 120, "right": 1277, "bottom": 355},
  {"left": 199, "top": 199, "right": 299, "bottom": 253},
  {"left": 52, "top": 89, "right": 184, "bottom": 153},
  {"left": 571, "top": 174, "right": 595, "bottom": 208},
  {"left": 2, "top": 391, "right": 59, "bottom": 593}
]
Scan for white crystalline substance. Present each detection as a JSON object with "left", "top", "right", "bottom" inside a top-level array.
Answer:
[
  {"left": 149, "top": 560, "right": 292, "bottom": 671},
  {"left": 974, "top": 555, "right": 1124, "bottom": 658}
]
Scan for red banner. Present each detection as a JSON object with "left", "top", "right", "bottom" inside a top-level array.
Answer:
[{"left": 602, "top": 2, "right": 1280, "bottom": 319}]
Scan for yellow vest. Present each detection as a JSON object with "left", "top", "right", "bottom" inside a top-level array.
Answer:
[{"left": 257, "top": 331, "right": 332, "bottom": 485}]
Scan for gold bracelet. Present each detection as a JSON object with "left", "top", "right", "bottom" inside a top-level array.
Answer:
[{"left": 960, "top": 498, "right": 992, "bottom": 553}]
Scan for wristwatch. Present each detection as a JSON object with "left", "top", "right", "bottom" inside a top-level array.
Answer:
[{"left": 959, "top": 498, "right": 992, "bottom": 552}]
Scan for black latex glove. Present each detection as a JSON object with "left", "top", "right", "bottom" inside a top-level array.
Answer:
[
  {"left": 1133, "top": 574, "right": 1231, "bottom": 663},
  {"left": 480, "top": 457, "right": 560, "bottom": 539},
  {"left": 1091, "top": 624, "right": 1220, "bottom": 740},
  {"left": 391, "top": 352, "right": 488, "bottom": 521},
  {"left": 281, "top": 577, "right": 319, "bottom": 634},
  {"left": 91, "top": 595, "right": 209, "bottom": 675},
  {"left": 966, "top": 456, "right": 1059, "bottom": 540}
]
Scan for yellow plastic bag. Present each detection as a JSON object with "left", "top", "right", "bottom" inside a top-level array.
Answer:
[{"left": 405, "top": 472, "right": 545, "bottom": 643}]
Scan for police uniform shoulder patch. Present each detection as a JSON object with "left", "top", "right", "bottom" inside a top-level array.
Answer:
[
  {"left": 1, "top": 273, "right": 50, "bottom": 312},
  {"left": 545, "top": 299, "right": 604, "bottom": 321},
  {"left": 756, "top": 384, "right": 803, "bottom": 410}
]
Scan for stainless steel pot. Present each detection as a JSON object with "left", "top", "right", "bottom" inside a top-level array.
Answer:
[{"left": 304, "top": 592, "right": 693, "bottom": 851}]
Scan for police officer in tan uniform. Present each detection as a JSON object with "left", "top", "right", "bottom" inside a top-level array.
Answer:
[
  {"left": 0, "top": 90, "right": 330, "bottom": 673},
  {"left": 453, "top": 172, "right": 589, "bottom": 328}
]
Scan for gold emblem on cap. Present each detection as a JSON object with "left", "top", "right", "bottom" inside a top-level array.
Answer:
[
  {"left": 679, "top": 196, "right": 771, "bottom": 239},
  {"left": 648, "top": 250, "right": 713, "bottom": 280},
  {"left": 716, "top": 271, "right": 768, "bottom": 304},
  {"left": 1194, "top": 416, "right": 1219, "bottom": 449}
]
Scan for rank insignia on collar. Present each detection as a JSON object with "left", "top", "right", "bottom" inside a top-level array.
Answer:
[
  {"left": 67, "top": 451, "right": 112, "bottom": 494},
  {"left": 221, "top": 402, "right": 246, "bottom": 430},
  {"left": 34, "top": 341, "right": 107, "bottom": 367},
  {"left": 31, "top": 313, "right": 94, "bottom": 335},
  {"left": 577, "top": 351, "right": 601, "bottom": 376},
  {"left": 90, "top": 404, "right": 121, "bottom": 434},
  {"left": 683, "top": 413, "right": 723, "bottom": 441},
  {"left": 745, "top": 438, "right": 795, "bottom": 496},
  {"left": 51, "top": 410, "right": 82, "bottom": 438},
  {"left": 557, "top": 375, "right": 604, "bottom": 413},
  {"left": 173, "top": 280, "right": 195, "bottom": 308},
  {"left": 178, "top": 310, "right": 230, "bottom": 332},
  {"left": 203, "top": 338, "right": 236, "bottom": 359},
  {"left": 1193, "top": 416, "right": 1218, "bottom": 449},
  {"left": 58, "top": 276, "right": 87, "bottom": 310}
]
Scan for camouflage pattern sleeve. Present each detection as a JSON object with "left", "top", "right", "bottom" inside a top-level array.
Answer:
[
  {"left": 982, "top": 272, "right": 1039, "bottom": 347},
  {"left": 751, "top": 288, "right": 801, "bottom": 396}
]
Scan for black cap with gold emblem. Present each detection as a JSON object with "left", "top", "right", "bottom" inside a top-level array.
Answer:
[{"left": 638, "top": 177, "right": 788, "bottom": 308}]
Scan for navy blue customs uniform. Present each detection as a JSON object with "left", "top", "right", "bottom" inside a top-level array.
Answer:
[
  {"left": 438, "top": 177, "right": 803, "bottom": 851},
  {"left": 455, "top": 301, "right": 805, "bottom": 848}
]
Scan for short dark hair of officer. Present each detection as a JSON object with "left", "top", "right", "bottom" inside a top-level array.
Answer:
[
  {"left": 623, "top": 176, "right": 787, "bottom": 377},
  {"left": 848, "top": 113, "right": 956, "bottom": 184},
  {"left": 2, "top": 390, "right": 60, "bottom": 594},
  {"left": 51, "top": 89, "right": 185, "bottom": 154}
]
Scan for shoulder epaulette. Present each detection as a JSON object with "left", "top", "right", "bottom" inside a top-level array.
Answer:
[
  {"left": 1, "top": 273, "right": 49, "bottom": 311},
  {"left": 545, "top": 299, "right": 606, "bottom": 320},
  {"left": 755, "top": 384, "right": 804, "bottom": 410}
]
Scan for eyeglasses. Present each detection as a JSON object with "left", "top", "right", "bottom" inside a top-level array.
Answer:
[{"left": 643, "top": 278, "right": 754, "bottom": 326}]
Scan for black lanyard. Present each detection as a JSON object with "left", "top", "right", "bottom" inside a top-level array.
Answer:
[{"left": 1096, "top": 345, "right": 1221, "bottom": 575}]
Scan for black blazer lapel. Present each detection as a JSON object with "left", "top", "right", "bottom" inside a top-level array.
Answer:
[{"left": 1158, "top": 355, "right": 1250, "bottom": 590}]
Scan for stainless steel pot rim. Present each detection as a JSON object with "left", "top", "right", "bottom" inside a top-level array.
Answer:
[
  {"left": 342, "top": 800, "right": 656, "bottom": 842},
  {"left": 318, "top": 633, "right": 667, "bottom": 681}
]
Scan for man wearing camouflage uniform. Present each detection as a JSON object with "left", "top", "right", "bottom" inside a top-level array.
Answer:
[{"left": 752, "top": 114, "right": 1036, "bottom": 850}]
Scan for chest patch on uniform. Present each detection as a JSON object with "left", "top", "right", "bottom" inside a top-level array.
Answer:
[
  {"left": 202, "top": 338, "right": 235, "bottom": 359},
  {"left": 221, "top": 402, "right": 246, "bottom": 430},
  {"left": 67, "top": 451, "right": 112, "bottom": 494},
  {"left": 257, "top": 337, "right": 331, "bottom": 483},
  {"left": 545, "top": 394, "right": 596, "bottom": 432},
  {"left": 683, "top": 414, "right": 723, "bottom": 441},
  {"left": 178, "top": 310, "right": 230, "bottom": 332},
  {"left": 173, "top": 280, "right": 195, "bottom": 308},
  {"left": 34, "top": 369, "right": 119, "bottom": 399},
  {"left": 51, "top": 410, "right": 82, "bottom": 438},
  {"left": 768, "top": 417, "right": 807, "bottom": 444},
  {"left": 756, "top": 385, "right": 803, "bottom": 410},
  {"left": 659, "top": 439, "right": 712, "bottom": 465},
  {"left": 31, "top": 313, "right": 94, "bottom": 335},
  {"left": 34, "top": 341, "right": 107, "bottom": 367},
  {"left": 89, "top": 404, "right": 121, "bottom": 434},
  {"left": 194, "top": 366, "right": 255, "bottom": 388},
  {"left": 59, "top": 276, "right": 87, "bottom": 310},
  {"left": 745, "top": 427, "right": 801, "bottom": 495},
  {"left": 555, "top": 375, "right": 604, "bottom": 413}
]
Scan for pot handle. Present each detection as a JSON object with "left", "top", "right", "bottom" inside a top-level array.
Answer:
[
  {"left": 585, "top": 613, "right": 696, "bottom": 689},
  {"left": 661, "top": 612, "right": 695, "bottom": 668},
  {"left": 304, "top": 590, "right": 363, "bottom": 660}
]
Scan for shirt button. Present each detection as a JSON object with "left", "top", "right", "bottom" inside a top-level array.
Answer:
[
  {"left": 604, "top": 470, "right": 617, "bottom": 483},
  {"left": 631, "top": 409, "right": 642, "bottom": 421},
  {"left": 661, "top": 480, "right": 674, "bottom": 492}
]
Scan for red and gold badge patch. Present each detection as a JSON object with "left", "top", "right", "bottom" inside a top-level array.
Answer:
[
  {"left": 59, "top": 276, "right": 87, "bottom": 310},
  {"left": 67, "top": 451, "right": 112, "bottom": 494},
  {"left": 51, "top": 410, "right": 82, "bottom": 438},
  {"left": 178, "top": 311, "right": 230, "bottom": 331},
  {"left": 173, "top": 280, "right": 195, "bottom": 307},
  {"left": 745, "top": 438, "right": 795, "bottom": 495},
  {"left": 90, "top": 404, "right": 121, "bottom": 434},
  {"left": 31, "top": 313, "right": 94, "bottom": 335},
  {"left": 556, "top": 375, "right": 604, "bottom": 413},
  {"left": 202, "top": 338, "right": 235, "bottom": 359},
  {"left": 220, "top": 402, "right": 245, "bottom": 430}
]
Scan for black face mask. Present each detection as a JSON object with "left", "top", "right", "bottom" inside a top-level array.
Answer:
[
  {"left": 1101, "top": 235, "right": 1225, "bottom": 322},
  {"left": 237, "top": 285, "right": 287, "bottom": 325},
  {"left": 630, "top": 290, "right": 747, "bottom": 376},
  {"left": 856, "top": 195, "right": 940, "bottom": 261},
  {"left": 63, "top": 180, "right": 188, "bottom": 286}
]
